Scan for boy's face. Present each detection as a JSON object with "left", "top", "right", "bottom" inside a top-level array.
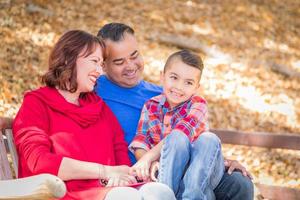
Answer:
[{"left": 161, "top": 58, "right": 201, "bottom": 109}]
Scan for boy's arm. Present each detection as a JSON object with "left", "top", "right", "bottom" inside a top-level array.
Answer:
[
  {"left": 173, "top": 96, "right": 209, "bottom": 142},
  {"left": 134, "top": 148, "right": 147, "bottom": 160},
  {"left": 131, "top": 140, "right": 164, "bottom": 181}
]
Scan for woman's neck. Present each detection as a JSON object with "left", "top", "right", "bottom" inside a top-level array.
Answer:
[{"left": 57, "top": 89, "right": 80, "bottom": 105}]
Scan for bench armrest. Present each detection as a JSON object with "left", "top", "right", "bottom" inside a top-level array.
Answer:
[{"left": 0, "top": 173, "right": 66, "bottom": 199}]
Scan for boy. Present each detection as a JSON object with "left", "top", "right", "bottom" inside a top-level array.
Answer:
[{"left": 129, "top": 49, "right": 225, "bottom": 199}]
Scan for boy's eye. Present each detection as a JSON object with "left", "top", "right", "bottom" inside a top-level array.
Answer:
[
  {"left": 170, "top": 76, "right": 177, "bottom": 80},
  {"left": 186, "top": 81, "right": 193, "bottom": 85}
]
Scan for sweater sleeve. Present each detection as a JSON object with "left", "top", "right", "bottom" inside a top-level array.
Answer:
[
  {"left": 106, "top": 106, "right": 131, "bottom": 166},
  {"left": 13, "top": 94, "right": 63, "bottom": 176}
]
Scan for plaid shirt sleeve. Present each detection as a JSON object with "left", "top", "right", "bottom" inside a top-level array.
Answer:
[
  {"left": 173, "top": 96, "right": 209, "bottom": 142},
  {"left": 128, "top": 104, "right": 152, "bottom": 153}
]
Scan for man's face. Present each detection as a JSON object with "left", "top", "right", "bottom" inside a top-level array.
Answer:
[{"left": 103, "top": 33, "right": 144, "bottom": 88}]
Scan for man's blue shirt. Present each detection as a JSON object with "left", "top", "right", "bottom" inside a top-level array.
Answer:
[{"left": 95, "top": 75, "right": 162, "bottom": 164}]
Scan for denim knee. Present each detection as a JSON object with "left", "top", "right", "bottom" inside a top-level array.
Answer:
[
  {"left": 214, "top": 171, "right": 254, "bottom": 200},
  {"left": 194, "top": 132, "right": 221, "bottom": 149},
  {"left": 165, "top": 131, "right": 190, "bottom": 153}
]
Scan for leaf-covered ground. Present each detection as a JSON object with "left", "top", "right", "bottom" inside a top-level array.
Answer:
[{"left": 0, "top": 0, "right": 299, "bottom": 193}]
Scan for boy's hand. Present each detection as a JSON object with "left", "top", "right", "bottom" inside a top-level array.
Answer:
[
  {"left": 130, "top": 153, "right": 154, "bottom": 181},
  {"left": 150, "top": 161, "right": 159, "bottom": 182},
  {"left": 102, "top": 165, "right": 137, "bottom": 187}
]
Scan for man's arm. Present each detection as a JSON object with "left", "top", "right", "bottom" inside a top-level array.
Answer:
[{"left": 0, "top": 117, "right": 13, "bottom": 130}]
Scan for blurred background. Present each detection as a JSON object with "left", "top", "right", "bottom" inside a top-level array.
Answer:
[{"left": 0, "top": 0, "right": 299, "bottom": 195}]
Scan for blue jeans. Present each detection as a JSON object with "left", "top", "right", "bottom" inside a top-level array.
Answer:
[
  {"left": 158, "top": 131, "right": 225, "bottom": 200},
  {"left": 214, "top": 171, "right": 254, "bottom": 200}
]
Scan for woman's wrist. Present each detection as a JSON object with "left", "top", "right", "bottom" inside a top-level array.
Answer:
[{"left": 98, "top": 164, "right": 107, "bottom": 180}]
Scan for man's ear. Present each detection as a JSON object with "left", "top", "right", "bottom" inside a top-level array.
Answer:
[{"left": 102, "top": 61, "right": 108, "bottom": 72}]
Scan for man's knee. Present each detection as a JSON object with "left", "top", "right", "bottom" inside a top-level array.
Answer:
[
  {"left": 215, "top": 171, "right": 254, "bottom": 200},
  {"left": 139, "top": 182, "right": 176, "bottom": 200}
]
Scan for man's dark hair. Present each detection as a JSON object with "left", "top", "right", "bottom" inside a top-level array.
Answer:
[
  {"left": 97, "top": 23, "right": 134, "bottom": 41},
  {"left": 164, "top": 49, "right": 204, "bottom": 75}
]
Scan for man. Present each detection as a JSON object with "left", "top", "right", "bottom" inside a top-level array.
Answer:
[{"left": 95, "top": 23, "right": 254, "bottom": 200}]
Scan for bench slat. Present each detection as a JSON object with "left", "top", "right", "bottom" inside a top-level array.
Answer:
[
  {"left": 256, "top": 183, "right": 300, "bottom": 200},
  {"left": 212, "top": 129, "right": 300, "bottom": 150},
  {"left": 0, "top": 131, "right": 13, "bottom": 180},
  {"left": 5, "top": 129, "right": 18, "bottom": 178}
]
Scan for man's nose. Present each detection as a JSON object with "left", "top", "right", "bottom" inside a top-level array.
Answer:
[{"left": 124, "top": 59, "right": 135, "bottom": 70}]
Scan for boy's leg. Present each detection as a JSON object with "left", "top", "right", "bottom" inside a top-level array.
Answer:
[
  {"left": 178, "top": 132, "right": 225, "bottom": 200},
  {"left": 158, "top": 130, "right": 190, "bottom": 194},
  {"left": 214, "top": 171, "right": 254, "bottom": 200}
]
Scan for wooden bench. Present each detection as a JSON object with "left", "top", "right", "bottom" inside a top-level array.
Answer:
[
  {"left": 1, "top": 128, "right": 299, "bottom": 199},
  {"left": 0, "top": 129, "right": 66, "bottom": 199},
  {"left": 212, "top": 129, "right": 300, "bottom": 200}
]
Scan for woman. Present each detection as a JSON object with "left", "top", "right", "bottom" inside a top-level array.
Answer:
[{"left": 13, "top": 30, "right": 175, "bottom": 200}]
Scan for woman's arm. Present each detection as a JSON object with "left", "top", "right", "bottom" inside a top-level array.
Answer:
[{"left": 58, "top": 157, "right": 132, "bottom": 181}]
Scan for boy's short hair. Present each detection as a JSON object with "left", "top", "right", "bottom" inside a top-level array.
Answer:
[
  {"left": 97, "top": 23, "right": 134, "bottom": 42},
  {"left": 164, "top": 49, "right": 204, "bottom": 78}
]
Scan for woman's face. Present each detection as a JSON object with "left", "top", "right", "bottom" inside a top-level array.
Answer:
[{"left": 76, "top": 45, "right": 103, "bottom": 93}]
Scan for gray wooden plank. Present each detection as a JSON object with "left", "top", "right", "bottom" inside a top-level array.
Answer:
[
  {"left": 0, "top": 131, "right": 12, "bottom": 180},
  {"left": 5, "top": 129, "right": 18, "bottom": 178}
]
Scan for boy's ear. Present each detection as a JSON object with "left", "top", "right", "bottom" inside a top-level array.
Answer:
[{"left": 159, "top": 71, "right": 164, "bottom": 85}]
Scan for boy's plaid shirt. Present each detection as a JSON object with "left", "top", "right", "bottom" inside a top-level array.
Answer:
[{"left": 129, "top": 94, "right": 209, "bottom": 152}]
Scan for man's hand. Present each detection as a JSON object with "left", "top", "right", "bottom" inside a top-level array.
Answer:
[
  {"left": 225, "top": 159, "right": 252, "bottom": 179},
  {"left": 150, "top": 161, "right": 159, "bottom": 182}
]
